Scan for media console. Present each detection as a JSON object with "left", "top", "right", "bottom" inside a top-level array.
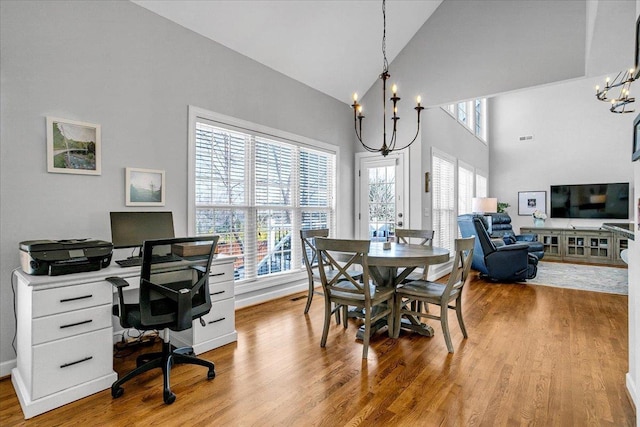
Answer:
[
  {"left": 519, "top": 226, "right": 630, "bottom": 266},
  {"left": 11, "top": 256, "right": 236, "bottom": 419}
]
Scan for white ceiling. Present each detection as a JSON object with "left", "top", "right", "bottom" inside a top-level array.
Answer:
[{"left": 131, "top": 0, "right": 443, "bottom": 103}]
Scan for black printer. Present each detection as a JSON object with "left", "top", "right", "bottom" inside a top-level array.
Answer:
[{"left": 19, "top": 239, "right": 113, "bottom": 276}]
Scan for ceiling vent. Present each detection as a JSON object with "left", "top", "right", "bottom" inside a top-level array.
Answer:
[{"left": 518, "top": 135, "right": 534, "bottom": 142}]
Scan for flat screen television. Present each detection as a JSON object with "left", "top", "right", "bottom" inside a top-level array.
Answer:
[
  {"left": 550, "top": 183, "right": 629, "bottom": 219},
  {"left": 109, "top": 211, "right": 175, "bottom": 249}
]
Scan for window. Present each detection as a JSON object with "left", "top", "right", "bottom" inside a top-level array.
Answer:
[
  {"left": 432, "top": 150, "right": 456, "bottom": 253},
  {"left": 443, "top": 98, "right": 488, "bottom": 143},
  {"left": 475, "top": 172, "right": 487, "bottom": 198},
  {"left": 190, "top": 108, "right": 336, "bottom": 284},
  {"left": 458, "top": 162, "right": 474, "bottom": 215},
  {"left": 433, "top": 150, "right": 488, "bottom": 251}
]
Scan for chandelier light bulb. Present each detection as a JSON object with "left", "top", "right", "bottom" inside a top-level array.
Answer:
[
  {"left": 392, "top": 84, "right": 397, "bottom": 95},
  {"left": 416, "top": 95, "right": 422, "bottom": 104},
  {"left": 353, "top": 93, "right": 358, "bottom": 102}
]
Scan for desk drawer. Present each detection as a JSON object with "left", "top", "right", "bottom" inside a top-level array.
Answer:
[
  {"left": 209, "top": 262, "right": 234, "bottom": 284},
  {"left": 33, "top": 282, "right": 112, "bottom": 318},
  {"left": 32, "top": 304, "right": 112, "bottom": 345},
  {"left": 32, "top": 328, "right": 113, "bottom": 400},
  {"left": 209, "top": 280, "right": 234, "bottom": 303},
  {"left": 192, "top": 299, "right": 235, "bottom": 343}
]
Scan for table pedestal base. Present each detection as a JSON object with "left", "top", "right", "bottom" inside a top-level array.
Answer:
[{"left": 355, "top": 317, "right": 434, "bottom": 340}]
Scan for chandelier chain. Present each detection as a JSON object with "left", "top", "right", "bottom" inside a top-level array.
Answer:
[{"left": 382, "top": 0, "right": 388, "bottom": 73}]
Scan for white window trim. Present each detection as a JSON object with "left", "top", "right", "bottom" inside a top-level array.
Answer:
[
  {"left": 441, "top": 99, "right": 488, "bottom": 144},
  {"left": 187, "top": 105, "right": 339, "bottom": 292}
]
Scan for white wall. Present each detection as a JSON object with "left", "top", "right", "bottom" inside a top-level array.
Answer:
[
  {"left": 0, "top": 0, "right": 354, "bottom": 373},
  {"left": 490, "top": 75, "right": 634, "bottom": 230}
]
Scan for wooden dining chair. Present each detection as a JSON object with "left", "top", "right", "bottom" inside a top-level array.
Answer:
[
  {"left": 395, "top": 228, "right": 435, "bottom": 282},
  {"left": 392, "top": 236, "right": 475, "bottom": 353},
  {"left": 300, "top": 229, "right": 361, "bottom": 323},
  {"left": 315, "top": 237, "right": 395, "bottom": 359}
]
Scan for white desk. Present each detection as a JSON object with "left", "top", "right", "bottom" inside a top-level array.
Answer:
[{"left": 11, "top": 256, "right": 236, "bottom": 419}]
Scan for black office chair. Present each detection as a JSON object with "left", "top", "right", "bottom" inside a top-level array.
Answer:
[{"left": 107, "top": 235, "right": 219, "bottom": 404}]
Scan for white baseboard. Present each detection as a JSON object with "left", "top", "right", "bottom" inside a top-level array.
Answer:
[
  {"left": 0, "top": 358, "right": 16, "bottom": 379},
  {"left": 235, "top": 282, "right": 306, "bottom": 309}
]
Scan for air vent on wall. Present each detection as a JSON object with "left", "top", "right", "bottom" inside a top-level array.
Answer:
[{"left": 518, "top": 135, "right": 534, "bottom": 142}]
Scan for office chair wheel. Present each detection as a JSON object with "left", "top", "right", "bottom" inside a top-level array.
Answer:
[
  {"left": 163, "top": 390, "right": 176, "bottom": 404},
  {"left": 207, "top": 368, "right": 216, "bottom": 380},
  {"left": 112, "top": 386, "right": 124, "bottom": 399}
]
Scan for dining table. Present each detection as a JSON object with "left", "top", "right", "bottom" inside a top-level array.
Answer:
[{"left": 354, "top": 241, "right": 450, "bottom": 339}]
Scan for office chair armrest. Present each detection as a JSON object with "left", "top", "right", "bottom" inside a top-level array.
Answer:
[{"left": 106, "top": 276, "right": 129, "bottom": 318}]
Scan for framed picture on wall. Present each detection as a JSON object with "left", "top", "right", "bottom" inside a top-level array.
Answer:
[
  {"left": 518, "top": 191, "right": 546, "bottom": 215},
  {"left": 633, "top": 113, "right": 640, "bottom": 162},
  {"left": 46, "top": 117, "right": 101, "bottom": 175},
  {"left": 125, "top": 167, "right": 165, "bottom": 206}
]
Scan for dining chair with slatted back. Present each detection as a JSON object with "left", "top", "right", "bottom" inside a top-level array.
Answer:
[
  {"left": 315, "top": 237, "right": 395, "bottom": 359},
  {"left": 393, "top": 236, "right": 475, "bottom": 353},
  {"left": 300, "top": 228, "right": 331, "bottom": 315},
  {"left": 395, "top": 228, "right": 435, "bottom": 282}
]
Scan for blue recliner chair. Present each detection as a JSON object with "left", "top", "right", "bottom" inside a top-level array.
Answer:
[
  {"left": 458, "top": 214, "right": 538, "bottom": 281},
  {"left": 488, "top": 213, "right": 544, "bottom": 260}
]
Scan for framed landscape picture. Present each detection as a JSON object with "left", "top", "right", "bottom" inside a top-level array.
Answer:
[
  {"left": 46, "top": 117, "right": 101, "bottom": 175},
  {"left": 518, "top": 191, "right": 546, "bottom": 216},
  {"left": 126, "top": 167, "right": 165, "bottom": 206}
]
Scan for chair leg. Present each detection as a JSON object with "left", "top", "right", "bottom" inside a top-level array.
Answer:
[
  {"left": 320, "top": 299, "right": 332, "bottom": 348},
  {"left": 303, "top": 279, "right": 314, "bottom": 314},
  {"left": 455, "top": 296, "right": 468, "bottom": 338},
  {"left": 386, "top": 299, "right": 395, "bottom": 339},
  {"left": 441, "top": 306, "right": 454, "bottom": 353},
  {"left": 362, "top": 309, "right": 371, "bottom": 359},
  {"left": 342, "top": 305, "right": 349, "bottom": 329}
]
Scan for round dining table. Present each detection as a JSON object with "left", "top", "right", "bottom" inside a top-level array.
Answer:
[
  {"left": 366, "top": 241, "right": 450, "bottom": 288},
  {"left": 354, "top": 241, "right": 450, "bottom": 339}
]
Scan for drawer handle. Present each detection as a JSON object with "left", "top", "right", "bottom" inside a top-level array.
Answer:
[
  {"left": 211, "top": 290, "right": 226, "bottom": 296},
  {"left": 60, "top": 319, "right": 93, "bottom": 329},
  {"left": 208, "top": 317, "right": 226, "bottom": 324},
  {"left": 210, "top": 272, "right": 226, "bottom": 277},
  {"left": 60, "top": 356, "right": 93, "bottom": 369},
  {"left": 60, "top": 294, "right": 92, "bottom": 303}
]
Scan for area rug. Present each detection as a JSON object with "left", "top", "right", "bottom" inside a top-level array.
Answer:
[{"left": 524, "top": 261, "right": 628, "bottom": 295}]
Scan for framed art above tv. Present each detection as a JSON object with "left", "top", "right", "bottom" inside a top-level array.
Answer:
[{"left": 633, "top": 113, "right": 640, "bottom": 162}]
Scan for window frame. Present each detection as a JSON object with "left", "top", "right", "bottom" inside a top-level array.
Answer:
[
  {"left": 188, "top": 106, "right": 338, "bottom": 288},
  {"left": 443, "top": 98, "right": 488, "bottom": 144}
]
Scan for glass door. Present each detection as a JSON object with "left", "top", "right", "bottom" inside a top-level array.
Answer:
[{"left": 357, "top": 153, "right": 406, "bottom": 240}]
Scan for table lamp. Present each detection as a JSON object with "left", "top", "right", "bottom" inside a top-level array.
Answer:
[{"left": 471, "top": 197, "right": 498, "bottom": 234}]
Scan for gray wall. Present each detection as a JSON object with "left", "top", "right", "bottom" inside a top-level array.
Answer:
[{"left": 0, "top": 0, "right": 354, "bottom": 370}]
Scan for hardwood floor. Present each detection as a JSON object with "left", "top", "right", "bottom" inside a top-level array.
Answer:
[{"left": 0, "top": 272, "right": 634, "bottom": 426}]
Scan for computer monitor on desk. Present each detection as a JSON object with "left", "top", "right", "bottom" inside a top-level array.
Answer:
[{"left": 110, "top": 211, "right": 175, "bottom": 262}]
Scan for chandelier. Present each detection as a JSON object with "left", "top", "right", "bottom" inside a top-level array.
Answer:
[
  {"left": 351, "top": 0, "right": 424, "bottom": 156},
  {"left": 595, "top": 68, "right": 638, "bottom": 113}
]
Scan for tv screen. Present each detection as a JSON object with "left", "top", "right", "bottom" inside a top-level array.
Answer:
[
  {"left": 550, "top": 183, "right": 629, "bottom": 219},
  {"left": 109, "top": 211, "right": 175, "bottom": 249}
]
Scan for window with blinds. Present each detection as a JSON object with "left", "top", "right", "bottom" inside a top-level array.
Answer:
[
  {"left": 476, "top": 173, "right": 487, "bottom": 198},
  {"left": 458, "top": 162, "right": 474, "bottom": 215},
  {"left": 193, "top": 115, "right": 335, "bottom": 283},
  {"left": 432, "top": 151, "right": 456, "bottom": 253}
]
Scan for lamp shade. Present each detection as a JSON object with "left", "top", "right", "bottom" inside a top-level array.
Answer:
[{"left": 472, "top": 197, "right": 498, "bottom": 213}]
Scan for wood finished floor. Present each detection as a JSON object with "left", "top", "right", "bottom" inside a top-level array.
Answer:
[{"left": 0, "top": 272, "right": 634, "bottom": 426}]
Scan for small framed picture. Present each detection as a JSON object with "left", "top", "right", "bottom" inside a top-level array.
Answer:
[
  {"left": 518, "top": 191, "right": 546, "bottom": 216},
  {"left": 46, "top": 117, "right": 101, "bottom": 175},
  {"left": 125, "top": 167, "right": 165, "bottom": 206}
]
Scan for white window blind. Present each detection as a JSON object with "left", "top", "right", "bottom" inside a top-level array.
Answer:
[
  {"left": 476, "top": 173, "right": 487, "bottom": 198},
  {"left": 432, "top": 151, "right": 456, "bottom": 253},
  {"left": 458, "top": 162, "right": 474, "bottom": 215},
  {"left": 192, "top": 114, "right": 335, "bottom": 284}
]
